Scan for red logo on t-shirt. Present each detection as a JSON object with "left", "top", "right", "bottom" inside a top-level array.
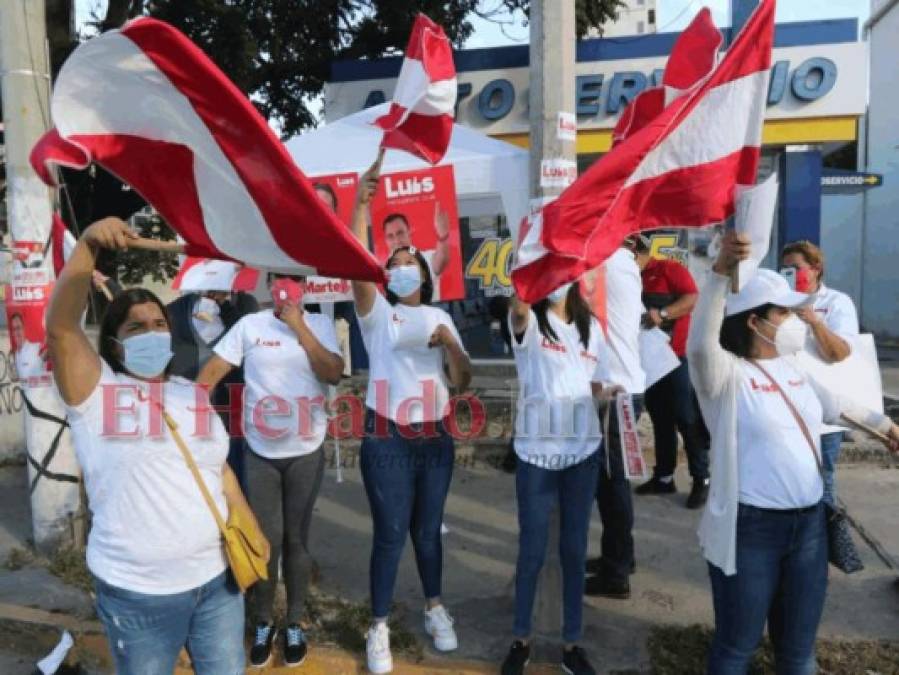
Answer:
[
  {"left": 541, "top": 337, "right": 567, "bottom": 353},
  {"left": 392, "top": 313, "right": 405, "bottom": 324},
  {"left": 255, "top": 338, "right": 281, "bottom": 347},
  {"left": 749, "top": 378, "right": 777, "bottom": 393},
  {"left": 580, "top": 349, "right": 598, "bottom": 363}
]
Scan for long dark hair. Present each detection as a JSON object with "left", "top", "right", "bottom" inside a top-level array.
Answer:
[
  {"left": 98, "top": 288, "right": 172, "bottom": 374},
  {"left": 532, "top": 284, "right": 592, "bottom": 348},
  {"left": 385, "top": 246, "right": 434, "bottom": 305},
  {"left": 719, "top": 303, "right": 774, "bottom": 358}
]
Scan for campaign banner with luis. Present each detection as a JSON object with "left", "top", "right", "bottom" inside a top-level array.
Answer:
[
  {"left": 305, "top": 172, "right": 359, "bottom": 303},
  {"left": 370, "top": 165, "right": 463, "bottom": 301}
]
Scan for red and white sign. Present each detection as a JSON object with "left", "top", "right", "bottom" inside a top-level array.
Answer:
[
  {"left": 304, "top": 173, "right": 359, "bottom": 304},
  {"left": 557, "top": 112, "right": 577, "bottom": 142},
  {"left": 370, "top": 165, "right": 463, "bottom": 302},
  {"left": 616, "top": 392, "right": 648, "bottom": 480},
  {"left": 512, "top": 0, "right": 775, "bottom": 303},
  {"left": 374, "top": 14, "right": 456, "bottom": 165},
  {"left": 539, "top": 158, "right": 578, "bottom": 189},
  {"left": 172, "top": 257, "right": 259, "bottom": 292},
  {"left": 4, "top": 268, "right": 53, "bottom": 388}
]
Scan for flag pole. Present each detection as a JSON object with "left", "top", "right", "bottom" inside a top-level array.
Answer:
[
  {"left": 841, "top": 414, "right": 892, "bottom": 445},
  {"left": 127, "top": 238, "right": 186, "bottom": 254}
]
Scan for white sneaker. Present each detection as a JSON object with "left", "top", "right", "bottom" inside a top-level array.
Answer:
[
  {"left": 423, "top": 605, "right": 458, "bottom": 652},
  {"left": 366, "top": 622, "right": 393, "bottom": 674}
]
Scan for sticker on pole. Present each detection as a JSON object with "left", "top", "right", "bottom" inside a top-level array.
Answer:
[
  {"left": 540, "top": 158, "right": 577, "bottom": 189},
  {"left": 557, "top": 112, "right": 577, "bottom": 142},
  {"left": 617, "top": 392, "right": 648, "bottom": 480}
]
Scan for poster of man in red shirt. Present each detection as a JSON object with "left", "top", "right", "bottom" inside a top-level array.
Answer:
[
  {"left": 4, "top": 266, "right": 54, "bottom": 388},
  {"left": 305, "top": 173, "right": 359, "bottom": 303},
  {"left": 370, "top": 165, "right": 463, "bottom": 302}
]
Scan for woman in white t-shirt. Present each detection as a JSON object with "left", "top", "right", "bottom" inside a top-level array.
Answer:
[
  {"left": 351, "top": 158, "right": 472, "bottom": 674},
  {"left": 688, "top": 232, "right": 899, "bottom": 674},
  {"left": 500, "top": 281, "right": 611, "bottom": 675},
  {"left": 45, "top": 217, "right": 265, "bottom": 675},
  {"left": 199, "top": 272, "right": 343, "bottom": 668}
]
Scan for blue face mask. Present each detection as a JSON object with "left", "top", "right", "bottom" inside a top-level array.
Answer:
[
  {"left": 117, "top": 331, "right": 173, "bottom": 378},
  {"left": 547, "top": 282, "right": 573, "bottom": 304},
  {"left": 387, "top": 264, "right": 423, "bottom": 298}
]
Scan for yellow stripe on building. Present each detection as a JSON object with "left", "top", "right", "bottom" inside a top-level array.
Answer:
[{"left": 494, "top": 116, "right": 859, "bottom": 154}]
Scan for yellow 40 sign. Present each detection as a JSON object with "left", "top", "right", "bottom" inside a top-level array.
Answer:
[{"left": 465, "top": 237, "right": 514, "bottom": 294}]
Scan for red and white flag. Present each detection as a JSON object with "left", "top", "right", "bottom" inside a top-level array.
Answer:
[
  {"left": 374, "top": 14, "right": 456, "bottom": 164},
  {"left": 172, "top": 257, "right": 259, "bottom": 292},
  {"left": 512, "top": 0, "right": 775, "bottom": 303},
  {"left": 51, "top": 213, "right": 76, "bottom": 277},
  {"left": 30, "top": 18, "right": 384, "bottom": 284}
]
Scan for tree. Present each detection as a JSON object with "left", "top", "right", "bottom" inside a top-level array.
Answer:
[{"left": 89, "top": 0, "right": 624, "bottom": 137}]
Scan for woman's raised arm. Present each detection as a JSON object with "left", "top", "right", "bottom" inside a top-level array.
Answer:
[{"left": 351, "top": 153, "right": 383, "bottom": 318}]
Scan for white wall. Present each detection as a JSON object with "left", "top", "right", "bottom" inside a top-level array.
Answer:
[
  {"left": 863, "top": 2, "right": 899, "bottom": 337},
  {"left": 0, "top": 330, "right": 26, "bottom": 461}
]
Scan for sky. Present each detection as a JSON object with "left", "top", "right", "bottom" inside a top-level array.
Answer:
[
  {"left": 466, "top": 0, "right": 872, "bottom": 48},
  {"left": 77, "top": 0, "right": 872, "bottom": 47}
]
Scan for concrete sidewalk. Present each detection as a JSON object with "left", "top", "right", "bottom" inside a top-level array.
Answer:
[{"left": 0, "top": 436, "right": 897, "bottom": 673}]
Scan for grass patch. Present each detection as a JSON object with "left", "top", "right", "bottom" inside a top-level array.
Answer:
[
  {"left": 4, "top": 547, "right": 36, "bottom": 571},
  {"left": 48, "top": 547, "right": 93, "bottom": 594},
  {"left": 302, "top": 590, "right": 422, "bottom": 661},
  {"left": 647, "top": 624, "right": 899, "bottom": 675}
]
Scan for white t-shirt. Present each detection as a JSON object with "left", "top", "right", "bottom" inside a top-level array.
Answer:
[
  {"left": 602, "top": 249, "right": 647, "bottom": 394},
  {"left": 66, "top": 361, "right": 228, "bottom": 595},
  {"left": 358, "top": 292, "right": 465, "bottom": 424},
  {"left": 806, "top": 284, "right": 860, "bottom": 434},
  {"left": 214, "top": 310, "right": 340, "bottom": 459},
  {"left": 735, "top": 358, "right": 824, "bottom": 509},
  {"left": 511, "top": 310, "right": 609, "bottom": 469}
]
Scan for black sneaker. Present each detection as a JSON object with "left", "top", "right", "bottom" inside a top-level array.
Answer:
[
  {"left": 501, "top": 640, "right": 530, "bottom": 675},
  {"left": 283, "top": 624, "right": 308, "bottom": 667},
  {"left": 249, "top": 623, "right": 276, "bottom": 668},
  {"left": 634, "top": 475, "right": 677, "bottom": 495},
  {"left": 562, "top": 646, "right": 596, "bottom": 675},
  {"left": 585, "top": 556, "right": 636, "bottom": 576},
  {"left": 584, "top": 574, "right": 631, "bottom": 599},
  {"left": 686, "top": 479, "right": 710, "bottom": 509}
]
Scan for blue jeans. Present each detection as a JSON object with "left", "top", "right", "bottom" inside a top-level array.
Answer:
[
  {"left": 595, "top": 395, "right": 644, "bottom": 583},
  {"left": 360, "top": 411, "right": 455, "bottom": 618},
  {"left": 95, "top": 571, "right": 244, "bottom": 675},
  {"left": 820, "top": 432, "right": 844, "bottom": 506},
  {"left": 514, "top": 451, "right": 600, "bottom": 643},
  {"left": 644, "top": 358, "right": 710, "bottom": 480},
  {"left": 708, "top": 503, "right": 828, "bottom": 675}
]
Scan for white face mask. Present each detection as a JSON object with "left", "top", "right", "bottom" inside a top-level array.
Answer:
[
  {"left": 756, "top": 314, "right": 808, "bottom": 356},
  {"left": 547, "top": 282, "right": 573, "bottom": 304},
  {"left": 387, "top": 264, "right": 423, "bottom": 298},
  {"left": 116, "top": 331, "right": 174, "bottom": 378},
  {"left": 195, "top": 296, "right": 221, "bottom": 319}
]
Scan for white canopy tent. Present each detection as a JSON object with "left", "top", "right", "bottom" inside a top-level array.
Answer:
[{"left": 284, "top": 102, "right": 529, "bottom": 241}]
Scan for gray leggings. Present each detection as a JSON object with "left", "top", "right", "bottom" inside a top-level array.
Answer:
[{"left": 245, "top": 446, "right": 325, "bottom": 624}]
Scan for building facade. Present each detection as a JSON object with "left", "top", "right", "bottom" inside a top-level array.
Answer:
[
  {"left": 325, "top": 18, "right": 876, "bottom": 351},
  {"left": 861, "top": 1, "right": 899, "bottom": 338}
]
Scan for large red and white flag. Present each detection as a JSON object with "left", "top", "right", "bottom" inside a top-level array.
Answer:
[
  {"left": 512, "top": 0, "right": 775, "bottom": 303},
  {"left": 30, "top": 18, "right": 384, "bottom": 284},
  {"left": 373, "top": 14, "right": 456, "bottom": 164}
]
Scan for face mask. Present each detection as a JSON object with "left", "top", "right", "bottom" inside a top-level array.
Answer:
[
  {"left": 756, "top": 315, "right": 808, "bottom": 356},
  {"left": 117, "top": 331, "right": 173, "bottom": 378},
  {"left": 781, "top": 266, "right": 815, "bottom": 294},
  {"left": 270, "top": 278, "right": 304, "bottom": 312},
  {"left": 547, "top": 282, "right": 573, "bottom": 304},
  {"left": 195, "top": 296, "right": 221, "bottom": 320},
  {"left": 387, "top": 264, "right": 422, "bottom": 298}
]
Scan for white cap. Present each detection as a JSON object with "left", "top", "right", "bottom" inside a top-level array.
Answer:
[{"left": 725, "top": 269, "right": 814, "bottom": 317}]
